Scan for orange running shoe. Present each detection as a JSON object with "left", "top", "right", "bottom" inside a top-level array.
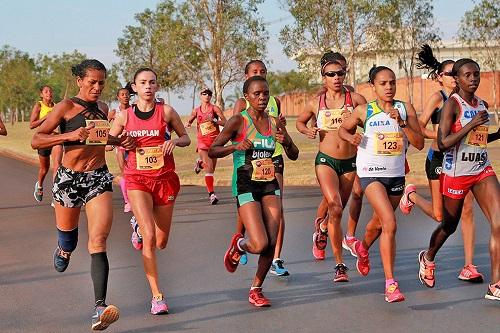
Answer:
[
  {"left": 342, "top": 235, "right": 358, "bottom": 258},
  {"left": 399, "top": 184, "right": 416, "bottom": 215},
  {"left": 354, "top": 240, "right": 370, "bottom": 276},
  {"left": 458, "top": 264, "right": 484, "bottom": 283},
  {"left": 224, "top": 233, "right": 245, "bottom": 273},
  {"left": 418, "top": 250, "right": 435, "bottom": 288},
  {"left": 312, "top": 217, "right": 328, "bottom": 260},
  {"left": 248, "top": 288, "right": 271, "bottom": 307}
]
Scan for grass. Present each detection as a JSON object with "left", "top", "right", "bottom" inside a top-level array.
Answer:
[{"left": 2, "top": 119, "right": 499, "bottom": 187}]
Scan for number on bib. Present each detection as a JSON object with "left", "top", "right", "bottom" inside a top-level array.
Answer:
[
  {"left": 375, "top": 132, "right": 403, "bottom": 156},
  {"left": 200, "top": 121, "right": 217, "bottom": 136},
  {"left": 136, "top": 146, "right": 164, "bottom": 170},
  {"left": 85, "top": 120, "right": 110, "bottom": 145},
  {"left": 466, "top": 125, "right": 488, "bottom": 148},
  {"left": 251, "top": 158, "right": 275, "bottom": 181},
  {"left": 318, "top": 109, "right": 345, "bottom": 131}
]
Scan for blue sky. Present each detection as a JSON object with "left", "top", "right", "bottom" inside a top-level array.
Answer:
[{"left": 0, "top": 0, "right": 474, "bottom": 112}]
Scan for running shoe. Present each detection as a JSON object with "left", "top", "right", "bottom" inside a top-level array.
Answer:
[
  {"left": 130, "top": 216, "right": 143, "bottom": 251},
  {"left": 240, "top": 252, "right": 248, "bottom": 265},
  {"left": 399, "top": 184, "right": 416, "bottom": 215},
  {"left": 312, "top": 217, "right": 328, "bottom": 260},
  {"left": 485, "top": 281, "right": 500, "bottom": 301},
  {"left": 151, "top": 294, "right": 169, "bottom": 315},
  {"left": 194, "top": 158, "right": 203, "bottom": 174},
  {"left": 209, "top": 193, "right": 219, "bottom": 205},
  {"left": 224, "top": 233, "right": 245, "bottom": 273},
  {"left": 50, "top": 201, "right": 55, "bottom": 208},
  {"left": 333, "top": 263, "right": 349, "bottom": 282},
  {"left": 353, "top": 240, "right": 370, "bottom": 276},
  {"left": 458, "top": 264, "right": 484, "bottom": 283},
  {"left": 418, "top": 250, "right": 435, "bottom": 288},
  {"left": 34, "top": 181, "right": 43, "bottom": 202},
  {"left": 385, "top": 282, "right": 405, "bottom": 303},
  {"left": 53, "top": 246, "right": 71, "bottom": 272},
  {"left": 342, "top": 235, "right": 358, "bottom": 258},
  {"left": 270, "top": 258, "right": 290, "bottom": 276},
  {"left": 123, "top": 203, "right": 131, "bottom": 213},
  {"left": 91, "top": 304, "right": 119, "bottom": 331},
  {"left": 248, "top": 288, "right": 271, "bottom": 307}
]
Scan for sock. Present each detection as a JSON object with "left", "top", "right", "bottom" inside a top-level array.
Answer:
[
  {"left": 345, "top": 235, "right": 355, "bottom": 240},
  {"left": 237, "top": 238, "right": 245, "bottom": 252},
  {"left": 91, "top": 252, "right": 109, "bottom": 307},
  {"left": 205, "top": 174, "right": 214, "bottom": 193},
  {"left": 424, "top": 251, "right": 434, "bottom": 263},
  {"left": 385, "top": 279, "right": 396, "bottom": 288},
  {"left": 250, "top": 286, "right": 262, "bottom": 290},
  {"left": 57, "top": 227, "right": 78, "bottom": 252},
  {"left": 319, "top": 220, "right": 327, "bottom": 233},
  {"left": 153, "top": 293, "right": 164, "bottom": 301},
  {"left": 119, "top": 177, "right": 129, "bottom": 204}
]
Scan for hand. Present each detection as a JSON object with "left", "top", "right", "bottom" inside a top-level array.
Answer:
[
  {"left": 184, "top": 122, "right": 191, "bottom": 128},
  {"left": 305, "top": 127, "right": 319, "bottom": 139},
  {"left": 235, "top": 138, "right": 252, "bottom": 151},
  {"left": 349, "top": 133, "right": 363, "bottom": 146},
  {"left": 278, "top": 114, "right": 287, "bottom": 127},
  {"left": 162, "top": 138, "right": 178, "bottom": 155},
  {"left": 469, "top": 110, "right": 489, "bottom": 128},
  {"left": 119, "top": 132, "right": 137, "bottom": 150},
  {"left": 389, "top": 108, "right": 402, "bottom": 124},
  {"left": 275, "top": 128, "right": 290, "bottom": 146},
  {"left": 69, "top": 123, "right": 94, "bottom": 143}
]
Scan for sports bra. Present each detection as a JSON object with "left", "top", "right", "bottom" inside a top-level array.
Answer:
[{"left": 430, "top": 90, "right": 448, "bottom": 125}]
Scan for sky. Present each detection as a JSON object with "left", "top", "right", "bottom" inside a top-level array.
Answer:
[{"left": 0, "top": 0, "right": 474, "bottom": 113}]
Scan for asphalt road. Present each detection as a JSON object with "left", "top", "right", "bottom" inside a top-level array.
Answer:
[{"left": 0, "top": 155, "right": 498, "bottom": 333}]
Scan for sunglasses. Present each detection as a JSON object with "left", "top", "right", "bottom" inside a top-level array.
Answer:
[
  {"left": 201, "top": 92, "right": 212, "bottom": 96},
  {"left": 441, "top": 71, "right": 453, "bottom": 76},
  {"left": 323, "top": 70, "right": 346, "bottom": 77}
]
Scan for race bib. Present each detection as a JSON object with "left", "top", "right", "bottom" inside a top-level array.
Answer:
[
  {"left": 85, "top": 120, "right": 110, "bottom": 145},
  {"left": 136, "top": 146, "right": 164, "bottom": 170},
  {"left": 200, "top": 121, "right": 217, "bottom": 136},
  {"left": 466, "top": 125, "right": 488, "bottom": 148},
  {"left": 251, "top": 158, "right": 275, "bottom": 181},
  {"left": 318, "top": 109, "right": 346, "bottom": 131},
  {"left": 375, "top": 132, "right": 403, "bottom": 156}
]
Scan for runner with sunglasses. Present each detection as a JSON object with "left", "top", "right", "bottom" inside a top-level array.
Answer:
[
  {"left": 417, "top": 58, "right": 500, "bottom": 301},
  {"left": 306, "top": 52, "right": 366, "bottom": 261},
  {"left": 231, "top": 60, "right": 295, "bottom": 276},
  {"left": 186, "top": 87, "right": 226, "bottom": 204},
  {"left": 339, "top": 65, "right": 424, "bottom": 302},
  {"left": 399, "top": 45, "right": 483, "bottom": 282},
  {"left": 296, "top": 52, "right": 366, "bottom": 282},
  {"left": 210, "top": 76, "right": 298, "bottom": 307}
]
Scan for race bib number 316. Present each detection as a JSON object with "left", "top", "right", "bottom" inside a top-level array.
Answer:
[
  {"left": 86, "top": 120, "right": 110, "bottom": 145},
  {"left": 318, "top": 109, "right": 345, "bottom": 131},
  {"left": 136, "top": 146, "right": 164, "bottom": 170}
]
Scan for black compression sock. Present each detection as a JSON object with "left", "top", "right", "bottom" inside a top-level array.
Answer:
[{"left": 91, "top": 252, "right": 109, "bottom": 307}]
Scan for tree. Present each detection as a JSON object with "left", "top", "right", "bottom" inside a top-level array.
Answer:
[
  {"left": 372, "top": 0, "right": 440, "bottom": 102},
  {"left": 267, "top": 70, "right": 315, "bottom": 95},
  {"left": 178, "top": 0, "right": 269, "bottom": 109},
  {"left": 458, "top": 0, "right": 499, "bottom": 121},
  {"left": 280, "top": 0, "right": 377, "bottom": 85}
]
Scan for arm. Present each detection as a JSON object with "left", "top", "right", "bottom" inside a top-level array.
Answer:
[
  {"left": 0, "top": 117, "right": 6, "bottom": 136},
  {"left": 209, "top": 114, "right": 248, "bottom": 158},
  {"left": 213, "top": 105, "right": 227, "bottom": 126},
  {"left": 352, "top": 92, "right": 367, "bottom": 106},
  {"left": 488, "top": 128, "right": 500, "bottom": 143},
  {"left": 338, "top": 104, "right": 364, "bottom": 146},
  {"left": 437, "top": 98, "right": 489, "bottom": 151},
  {"left": 296, "top": 100, "right": 319, "bottom": 139},
  {"left": 276, "top": 125, "right": 299, "bottom": 160},
  {"left": 162, "top": 104, "right": 191, "bottom": 155},
  {"left": 185, "top": 108, "right": 197, "bottom": 127},
  {"left": 400, "top": 103, "right": 424, "bottom": 150},
  {"left": 108, "top": 109, "right": 116, "bottom": 122},
  {"left": 107, "top": 109, "right": 136, "bottom": 149},
  {"left": 419, "top": 92, "right": 442, "bottom": 139},
  {"left": 29, "top": 102, "right": 45, "bottom": 129},
  {"left": 232, "top": 98, "right": 247, "bottom": 116}
]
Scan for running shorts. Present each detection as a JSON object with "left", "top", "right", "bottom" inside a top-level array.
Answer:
[
  {"left": 37, "top": 148, "right": 52, "bottom": 157},
  {"left": 197, "top": 136, "right": 216, "bottom": 151},
  {"left": 315, "top": 152, "right": 356, "bottom": 176},
  {"left": 272, "top": 155, "right": 284, "bottom": 175},
  {"left": 359, "top": 177, "right": 405, "bottom": 196},
  {"left": 425, "top": 149, "right": 444, "bottom": 180},
  {"left": 440, "top": 165, "right": 495, "bottom": 200},
  {"left": 126, "top": 171, "right": 180, "bottom": 206},
  {"left": 52, "top": 165, "right": 113, "bottom": 208},
  {"left": 236, "top": 189, "right": 281, "bottom": 208}
]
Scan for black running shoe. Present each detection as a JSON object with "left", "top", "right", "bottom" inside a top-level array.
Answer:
[{"left": 53, "top": 246, "right": 71, "bottom": 272}]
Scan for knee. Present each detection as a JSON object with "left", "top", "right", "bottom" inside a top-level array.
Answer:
[
  {"left": 88, "top": 233, "right": 108, "bottom": 251},
  {"left": 57, "top": 227, "right": 78, "bottom": 252},
  {"left": 382, "top": 220, "right": 397, "bottom": 236},
  {"left": 441, "top": 219, "right": 458, "bottom": 236},
  {"left": 433, "top": 209, "right": 443, "bottom": 223},
  {"left": 156, "top": 239, "right": 168, "bottom": 250},
  {"left": 247, "top": 237, "right": 268, "bottom": 254},
  {"left": 327, "top": 201, "right": 343, "bottom": 220}
]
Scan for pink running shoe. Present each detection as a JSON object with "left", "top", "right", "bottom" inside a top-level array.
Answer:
[
  {"left": 130, "top": 216, "right": 143, "bottom": 251},
  {"left": 151, "top": 294, "right": 169, "bottom": 315},
  {"left": 418, "top": 250, "right": 435, "bottom": 288},
  {"left": 312, "top": 217, "right": 328, "bottom": 260},
  {"left": 224, "top": 233, "right": 245, "bottom": 273},
  {"left": 458, "top": 264, "right": 484, "bottom": 283},
  {"left": 485, "top": 281, "right": 500, "bottom": 301},
  {"left": 399, "top": 184, "right": 416, "bottom": 215},
  {"left": 353, "top": 240, "right": 370, "bottom": 276},
  {"left": 194, "top": 158, "right": 203, "bottom": 174},
  {"left": 342, "top": 235, "right": 358, "bottom": 258},
  {"left": 248, "top": 288, "right": 271, "bottom": 307},
  {"left": 333, "top": 263, "right": 349, "bottom": 282},
  {"left": 385, "top": 282, "right": 405, "bottom": 303}
]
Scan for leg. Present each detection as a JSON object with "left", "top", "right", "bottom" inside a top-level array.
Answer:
[
  {"left": 51, "top": 145, "right": 63, "bottom": 181},
  {"left": 460, "top": 192, "right": 475, "bottom": 266},
  {"left": 199, "top": 149, "right": 215, "bottom": 193},
  {"left": 317, "top": 197, "right": 329, "bottom": 229},
  {"left": 346, "top": 176, "right": 363, "bottom": 237},
  {"left": 273, "top": 173, "right": 285, "bottom": 259},
  {"left": 408, "top": 179, "right": 443, "bottom": 222},
  {"left": 37, "top": 155, "right": 50, "bottom": 187}
]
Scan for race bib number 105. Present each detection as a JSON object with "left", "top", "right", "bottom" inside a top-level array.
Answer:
[{"left": 85, "top": 120, "right": 110, "bottom": 145}]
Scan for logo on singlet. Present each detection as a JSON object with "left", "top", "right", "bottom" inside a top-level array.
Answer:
[
  {"left": 435, "top": 167, "right": 442, "bottom": 175},
  {"left": 444, "top": 153, "right": 453, "bottom": 171},
  {"left": 461, "top": 152, "right": 487, "bottom": 164},
  {"left": 129, "top": 129, "right": 160, "bottom": 137},
  {"left": 448, "top": 188, "right": 464, "bottom": 195}
]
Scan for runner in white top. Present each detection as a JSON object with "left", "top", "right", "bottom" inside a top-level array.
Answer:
[{"left": 339, "top": 66, "right": 424, "bottom": 303}]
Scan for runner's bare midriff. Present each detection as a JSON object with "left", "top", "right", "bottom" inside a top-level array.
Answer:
[
  {"left": 62, "top": 146, "right": 107, "bottom": 172},
  {"left": 318, "top": 130, "right": 356, "bottom": 159}
]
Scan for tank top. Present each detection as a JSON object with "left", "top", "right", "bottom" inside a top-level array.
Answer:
[
  {"left": 431, "top": 90, "right": 448, "bottom": 124},
  {"left": 124, "top": 103, "right": 175, "bottom": 177},
  {"left": 357, "top": 100, "right": 408, "bottom": 178},
  {"left": 231, "top": 110, "right": 277, "bottom": 196},
  {"left": 195, "top": 103, "right": 220, "bottom": 139},
  {"left": 245, "top": 96, "right": 282, "bottom": 157},
  {"left": 39, "top": 101, "right": 54, "bottom": 119},
  {"left": 316, "top": 89, "right": 354, "bottom": 131},
  {"left": 442, "top": 94, "right": 490, "bottom": 177}
]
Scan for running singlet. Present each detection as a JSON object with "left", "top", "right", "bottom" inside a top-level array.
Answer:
[
  {"left": 39, "top": 101, "right": 54, "bottom": 119},
  {"left": 245, "top": 96, "right": 282, "bottom": 157},
  {"left": 195, "top": 104, "right": 220, "bottom": 139},
  {"left": 316, "top": 89, "right": 354, "bottom": 131},
  {"left": 431, "top": 90, "right": 448, "bottom": 124},
  {"left": 442, "top": 94, "right": 490, "bottom": 177},
  {"left": 356, "top": 100, "right": 408, "bottom": 178},
  {"left": 124, "top": 103, "right": 175, "bottom": 177},
  {"left": 231, "top": 110, "right": 277, "bottom": 196}
]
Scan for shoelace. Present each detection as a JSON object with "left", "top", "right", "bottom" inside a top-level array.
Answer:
[
  {"left": 335, "top": 264, "right": 349, "bottom": 274},
  {"left": 251, "top": 289, "right": 268, "bottom": 304},
  {"left": 57, "top": 247, "right": 71, "bottom": 259},
  {"left": 386, "top": 283, "right": 398, "bottom": 293},
  {"left": 275, "top": 260, "right": 285, "bottom": 269}
]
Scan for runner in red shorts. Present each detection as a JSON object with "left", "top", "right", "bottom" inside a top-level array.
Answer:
[
  {"left": 185, "top": 87, "right": 226, "bottom": 204},
  {"left": 109, "top": 67, "right": 191, "bottom": 314},
  {"left": 417, "top": 58, "right": 500, "bottom": 301}
]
